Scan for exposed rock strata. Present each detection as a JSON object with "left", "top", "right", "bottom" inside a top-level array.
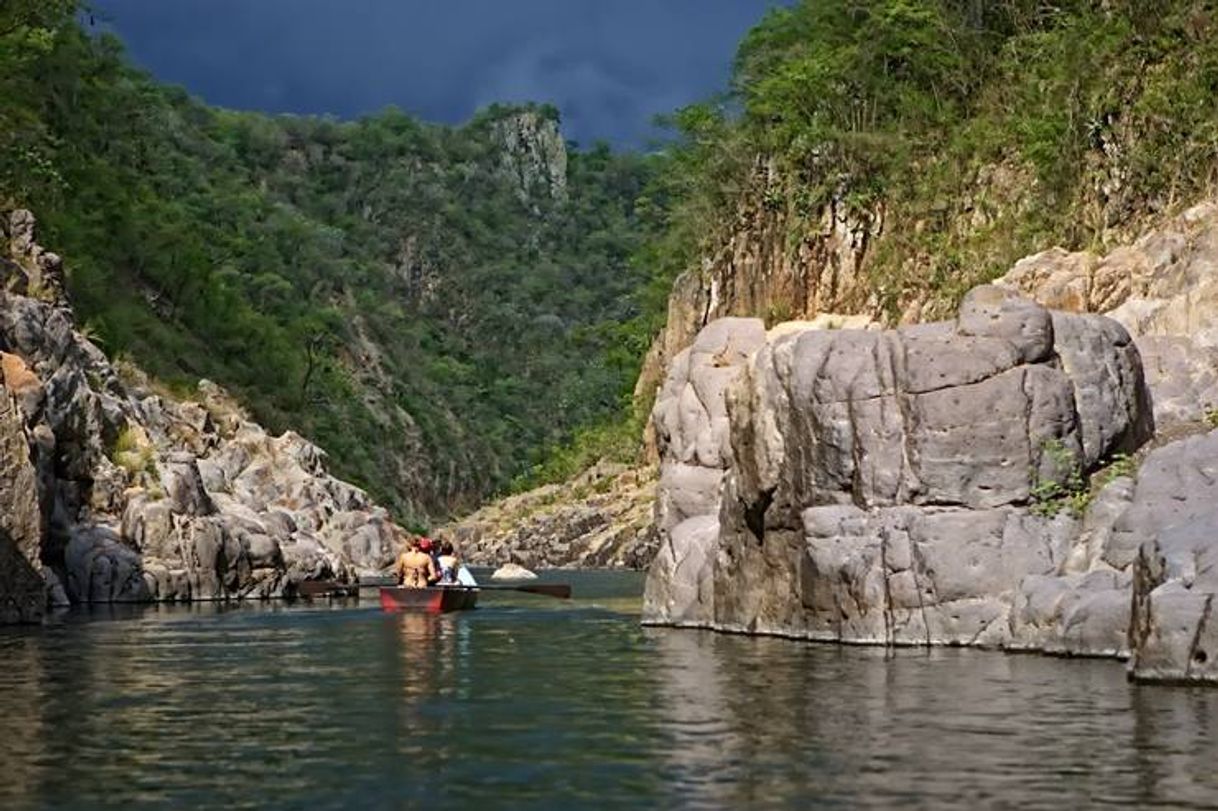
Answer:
[
  {"left": 0, "top": 211, "right": 404, "bottom": 615},
  {"left": 642, "top": 286, "right": 1218, "bottom": 683},
  {"left": 633, "top": 171, "right": 882, "bottom": 416}
]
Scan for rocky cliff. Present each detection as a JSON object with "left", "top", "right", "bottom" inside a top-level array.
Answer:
[
  {"left": 0, "top": 211, "right": 403, "bottom": 619},
  {"left": 633, "top": 167, "right": 883, "bottom": 415},
  {"left": 642, "top": 266, "right": 1218, "bottom": 682},
  {"left": 2, "top": 4, "right": 653, "bottom": 527}
]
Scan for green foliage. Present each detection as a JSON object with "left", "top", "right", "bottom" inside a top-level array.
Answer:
[
  {"left": 1205, "top": 407, "right": 1218, "bottom": 429},
  {"left": 510, "top": 408, "right": 647, "bottom": 491},
  {"left": 0, "top": 6, "right": 654, "bottom": 523},
  {"left": 1097, "top": 452, "right": 1136, "bottom": 485},
  {"left": 1032, "top": 444, "right": 1138, "bottom": 519},
  {"left": 110, "top": 425, "right": 154, "bottom": 477},
  {"left": 649, "top": 0, "right": 1218, "bottom": 321},
  {"left": 1030, "top": 439, "right": 1088, "bottom": 518}
]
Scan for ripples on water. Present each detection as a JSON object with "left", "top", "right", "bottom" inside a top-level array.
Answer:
[{"left": 1, "top": 571, "right": 1216, "bottom": 810}]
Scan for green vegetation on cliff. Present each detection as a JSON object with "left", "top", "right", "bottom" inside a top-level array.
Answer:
[
  {"left": 657, "top": 0, "right": 1218, "bottom": 319},
  {"left": 7, "top": 1, "right": 1218, "bottom": 520},
  {"left": 0, "top": 4, "right": 654, "bottom": 522}
]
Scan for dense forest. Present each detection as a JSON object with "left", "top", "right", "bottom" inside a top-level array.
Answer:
[
  {"left": 5, "top": 0, "right": 1218, "bottom": 525},
  {"left": 0, "top": 1, "right": 660, "bottom": 524}
]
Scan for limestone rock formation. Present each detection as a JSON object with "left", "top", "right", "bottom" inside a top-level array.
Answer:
[
  {"left": 644, "top": 316, "right": 768, "bottom": 625},
  {"left": 0, "top": 210, "right": 406, "bottom": 616},
  {"left": 632, "top": 169, "right": 882, "bottom": 415},
  {"left": 442, "top": 462, "right": 657, "bottom": 570},
  {"left": 640, "top": 285, "right": 1218, "bottom": 683}
]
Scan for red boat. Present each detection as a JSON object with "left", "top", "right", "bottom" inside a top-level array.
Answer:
[{"left": 379, "top": 586, "right": 478, "bottom": 613}]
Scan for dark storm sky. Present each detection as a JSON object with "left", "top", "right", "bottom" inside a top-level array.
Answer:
[{"left": 92, "top": 0, "right": 788, "bottom": 147}]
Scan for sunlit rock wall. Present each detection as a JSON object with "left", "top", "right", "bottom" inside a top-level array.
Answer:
[{"left": 642, "top": 284, "right": 1218, "bottom": 683}]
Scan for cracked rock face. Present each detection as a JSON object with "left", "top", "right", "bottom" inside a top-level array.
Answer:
[
  {"left": 640, "top": 286, "right": 1218, "bottom": 680},
  {"left": 0, "top": 528, "right": 43, "bottom": 624},
  {"left": 0, "top": 210, "right": 405, "bottom": 616}
]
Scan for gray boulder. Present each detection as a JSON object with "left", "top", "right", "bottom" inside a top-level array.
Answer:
[
  {"left": 1134, "top": 335, "right": 1218, "bottom": 426},
  {"left": 644, "top": 317, "right": 768, "bottom": 626},
  {"left": 644, "top": 286, "right": 1159, "bottom": 659}
]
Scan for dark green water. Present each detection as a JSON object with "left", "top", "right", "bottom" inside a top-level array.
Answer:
[{"left": 2, "top": 570, "right": 1217, "bottom": 810}]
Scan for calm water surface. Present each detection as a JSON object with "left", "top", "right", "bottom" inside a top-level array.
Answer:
[{"left": 1, "top": 571, "right": 1216, "bottom": 810}]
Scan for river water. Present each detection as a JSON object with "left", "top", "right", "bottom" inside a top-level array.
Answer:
[{"left": 1, "top": 570, "right": 1216, "bottom": 810}]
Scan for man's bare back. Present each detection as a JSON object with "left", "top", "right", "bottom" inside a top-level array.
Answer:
[{"left": 395, "top": 548, "right": 437, "bottom": 588}]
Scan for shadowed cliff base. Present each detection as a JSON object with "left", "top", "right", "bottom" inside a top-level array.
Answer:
[{"left": 1, "top": 210, "right": 405, "bottom": 609}]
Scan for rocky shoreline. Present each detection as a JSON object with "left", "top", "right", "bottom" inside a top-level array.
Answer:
[{"left": 642, "top": 202, "right": 1218, "bottom": 685}]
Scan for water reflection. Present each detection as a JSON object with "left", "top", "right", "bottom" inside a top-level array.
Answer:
[
  {"left": 648, "top": 629, "right": 1218, "bottom": 809},
  {"left": 0, "top": 634, "right": 49, "bottom": 808},
  {"left": 1130, "top": 683, "right": 1218, "bottom": 806},
  {"left": 0, "top": 573, "right": 1215, "bottom": 810}
]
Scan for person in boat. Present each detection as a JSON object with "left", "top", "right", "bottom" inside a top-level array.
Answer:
[
  {"left": 436, "top": 541, "right": 460, "bottom": 585},
  {"left": 417, "top": 537, "right": 440, "bottom": 585},
  {"left": 394, "top": 537, "right": 438, "bottom": 589}
]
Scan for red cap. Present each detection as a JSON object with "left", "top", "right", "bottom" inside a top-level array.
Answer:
[{"left": 418, "top": 537, "right": 434, "bottom": 552}]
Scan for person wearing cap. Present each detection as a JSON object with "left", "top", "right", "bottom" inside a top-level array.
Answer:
[{"left": 418, "top": 537, "right": 441, "bottom": 586}]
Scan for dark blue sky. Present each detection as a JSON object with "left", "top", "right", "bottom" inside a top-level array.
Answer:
[{"left": 93, "top": 0, "right": 788, "bottom": 147}]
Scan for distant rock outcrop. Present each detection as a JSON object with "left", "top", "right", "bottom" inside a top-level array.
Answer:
[
  {"left": 442, "top": 462, "right": 658, "bottom": 570},
  {"left": 0, "top": 210, "right": 407, "bottom": 616},
  {"left": 492, "top": 109, "right": 568, "bottom": 204},
  {"left": 490, "top": 563, "right": 538, "bottom": 581}
]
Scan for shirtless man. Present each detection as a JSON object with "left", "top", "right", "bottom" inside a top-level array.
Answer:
[{"left": 394, "top": 537, "right": 438, "bottom": 589}]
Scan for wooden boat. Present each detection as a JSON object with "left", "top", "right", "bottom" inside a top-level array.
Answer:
[{"left": 379, "top": 586, "right": 479, "bottom": 613}]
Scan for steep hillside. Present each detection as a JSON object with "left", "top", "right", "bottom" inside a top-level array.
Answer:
[{"left": 0, "top": 4, "right": 653, "bottom": 525}]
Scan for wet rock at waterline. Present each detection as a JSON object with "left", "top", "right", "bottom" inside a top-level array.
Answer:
[
  {"left": 1124, "top": 432, "right": 1218, "bottom": 682},
  {"left": 0, "top": 210, "right": 401, "bottom": 614},
  {"left": 0, "top": 528, "right": 44, "bottom": 624},
  {"left": 641, "top": 286, "right": 1218, "bottom": 683}
]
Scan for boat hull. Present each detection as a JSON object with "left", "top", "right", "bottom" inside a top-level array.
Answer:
[{"left": 379, "top": 586, "right": 478, "bottom": 613}]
